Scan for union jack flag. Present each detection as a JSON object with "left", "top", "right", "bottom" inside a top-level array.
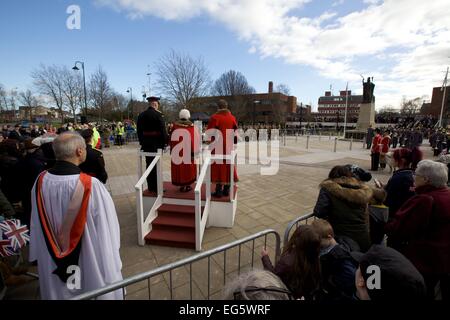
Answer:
[
  {"left": 0, "top": 239, "right": 15, "bottom": 257},
  {"left": 0, "top": 219, "right": 30, "bottom": 251}
]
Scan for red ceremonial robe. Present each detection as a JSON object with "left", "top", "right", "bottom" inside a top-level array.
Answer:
[
  {"left": 206, "top": 109, "right": 239, "bottom": 184},
  {"left": 169, "top": 121, "right": 200, "bottom": 186}
]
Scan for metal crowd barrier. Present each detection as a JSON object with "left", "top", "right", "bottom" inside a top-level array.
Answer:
[
  {"left": 72, "top": 229, "right": 281, "bottom": 300},
  {"left": 283, "top": 212, "right": 316, "bottom": 246}
]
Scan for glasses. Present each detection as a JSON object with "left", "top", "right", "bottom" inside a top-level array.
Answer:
[{"left": 233, "top": 286, "right": 294, "bottom": 300}]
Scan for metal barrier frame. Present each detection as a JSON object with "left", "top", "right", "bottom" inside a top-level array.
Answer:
[
  {"left": 71, "top": 229, "right": 281, "bottom": 300},
  {"left": 283, "top": 212, "right": 316, "bottom": 246}
]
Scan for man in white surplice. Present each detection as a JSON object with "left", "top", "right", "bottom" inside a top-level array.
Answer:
[{"left": 29, "top": 131, "right": 123, "bottom": 299}]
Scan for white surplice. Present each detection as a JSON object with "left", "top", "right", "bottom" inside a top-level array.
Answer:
[{"left": 29, "top": 173, "right": 123, "bottom": 300}]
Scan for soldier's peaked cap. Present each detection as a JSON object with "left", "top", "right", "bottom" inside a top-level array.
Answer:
[{"left": 147, "top": 96, "right": 161, "bottom": 102}]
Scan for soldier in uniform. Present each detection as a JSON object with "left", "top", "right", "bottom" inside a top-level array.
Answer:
[{"left": 137, "top": 96, "right": 168, "bottom": 192}]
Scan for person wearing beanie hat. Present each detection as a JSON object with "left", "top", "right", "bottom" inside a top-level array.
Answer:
[
  {"left": 169, "top": 109, "right": 200, "bottom": 192},
  {"left": 351, "top": 245, "right": 426, "bottom": 301},
  {"left": 179, "top": 109, "right": 191, "bottom": 121}
]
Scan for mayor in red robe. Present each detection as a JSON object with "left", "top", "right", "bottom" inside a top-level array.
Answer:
[
  {"left": 169, "top": 109, "right": 200, "bottom": 192},
  {"left": 206, "top": 99, "right": 239, "bottom": 197}
]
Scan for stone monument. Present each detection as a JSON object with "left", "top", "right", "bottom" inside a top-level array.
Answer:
[
  {"left": 344, "top": 77, "right": 376, "bottom": 139},
  {"left": 356, "top": 77, "right": 376, "bottom": 130}
]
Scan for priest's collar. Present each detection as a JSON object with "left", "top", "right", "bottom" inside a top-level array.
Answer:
[{"left": 48, "top": 160, "right": 82, "bottom": 175}]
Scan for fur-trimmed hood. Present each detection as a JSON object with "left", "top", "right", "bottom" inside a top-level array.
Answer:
[{"left": 320, "top": 176, "right": 373, "bottom": 205}]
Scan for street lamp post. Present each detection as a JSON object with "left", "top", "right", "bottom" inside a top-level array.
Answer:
[
  {"left": 343, "top": 82, "right": 349, "bottom": 138},
  {"left": 253, "top": 100, "right": 260, "bottom": 127},
  {"left": 72, "top": 61, "right": 88, "bottom": 121},
  {"left": 299, "top": 103, "right": 303, "bottom": 135},
  {"left": 146, "top": 68, "right": 152, "bottom": 97},
  {"left": 126, "top": 88, "right": 133, "bottom": 120}
]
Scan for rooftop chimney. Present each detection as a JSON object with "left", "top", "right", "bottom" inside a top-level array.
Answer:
[{"left": 268, "top": 81, "right": 273, "bottom": 93}]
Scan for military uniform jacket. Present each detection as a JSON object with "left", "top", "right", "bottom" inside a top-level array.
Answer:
[{"left": 137, "top": 107, "right": 168, "bottom": 152}]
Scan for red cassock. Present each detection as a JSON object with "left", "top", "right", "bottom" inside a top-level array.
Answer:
[
  {"left": 170, "top": 121, "right": 200, "bottom": 186},
  {"left": 206, "top": 109, "right": 239, "bottom": 184}
]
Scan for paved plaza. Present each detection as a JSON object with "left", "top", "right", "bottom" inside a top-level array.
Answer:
[{"left": 6, "top": 136, "right": 434, "bottom": 299}]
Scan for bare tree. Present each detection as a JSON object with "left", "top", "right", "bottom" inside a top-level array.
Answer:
[
  {"left": 32, "top": 64, "right": 65, "bottom": 123},
  {"left": 400, "top": 96, "right": 424, "bottom": 117},
  {"left": 276, "top": 83, "right": 291, "bottom": 96},
  {"left": 19, "top": 89, "right": 39, "bottom": 122},
  {"left": 212, "top": 70, "right": 255, "bottom": 96},
  {"left": 155, "top": 50, "right": 211, "bottom": 108},
  {"left": 89, "top": 66, "right": 112, "bottom": 121},
  {"left": 0, "top": 84, "right": 7, "bottom": 112},
  {"left": 9, "top": 88, "right": 18, "bottom": 120},
  {"left": 61, "top": 67, "right": 83, "bottom": 123}
]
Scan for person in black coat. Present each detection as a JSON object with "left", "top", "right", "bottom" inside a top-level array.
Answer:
[
  {"left": 137, "top": 96, "right": 168, "bottom": 192},
  {"left": 13, "top": 139, "right": 47, "bottom": 227},
  {"left": 382, "top": 148, "right": 416, "bottom": 219},
  {"left": 79, "top": 129, "right": 108, "bottom": 184},
  {"left": 8, "top": 124, "right": 24, "bottom": 142}
]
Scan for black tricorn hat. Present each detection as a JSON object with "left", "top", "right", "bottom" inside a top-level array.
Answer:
[{"left": 146, "top": 96, "right": 160, "bottom": 102}]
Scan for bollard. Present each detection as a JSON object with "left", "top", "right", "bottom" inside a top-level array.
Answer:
[
  {"left": 319, "top": 132, "right": 321, "bottom": 141},
  {"left": 333, "top": 137, "right": 337, "bottom": 152},
  {"left": 306, "top": 135, "right": 310, "bottom": 149},
  {"left": 296, "top": 132, "right": 298, "bottom": 143},
  {"left": 350, "top": 137, "right": 353, "bottom": 150}
]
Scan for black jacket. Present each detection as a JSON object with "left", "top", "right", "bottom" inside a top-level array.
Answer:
[
  {"left": 384, "top": 169, "right": 415, "bottom": 219},
  {"left": 137, "top": 107, "right": 168, "bottom": 152},
  {"left": 320, "top": 241, "right": 359, "bottom": 301},
  {"left": 8, "top": 130, "right": 23, "bottom": 142},
  {"left": 79, "top": 145, "right": 108, "bottom": 183},
  {"left": 13, "top": 150, "right": 47, "bottom": 226}
]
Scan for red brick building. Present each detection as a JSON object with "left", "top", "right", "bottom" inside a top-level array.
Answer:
[
  {"left": 421, "top": 86, "right": 449, "bottom": 124},
  {"left": 312, "top": 90, "right": 363, "bottom": 123},
  {"left": 190, "top": 82, "right": 297, "bottom": 125}
]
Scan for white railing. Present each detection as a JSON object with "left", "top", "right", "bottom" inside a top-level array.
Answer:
[
  {"left": 135, "top": 149, "right": 163, "bottom": 246},
  {"left": 194, "top": 157, "right": 211, "bottom": 251}
]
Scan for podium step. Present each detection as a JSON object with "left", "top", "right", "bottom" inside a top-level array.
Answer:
[
  {"left": 145, "top": 204, "right": 201, "bottom": 249},
  {"left": 145, "top": 229, "right": 195, "bottom": 249}
]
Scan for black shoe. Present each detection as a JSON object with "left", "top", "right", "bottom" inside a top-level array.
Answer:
[
  {"left": 212, "top": 185, "right": 223, "bottom": 197},
  {"left": 223, "top": 185, "right": 230, "bottom": 197}
]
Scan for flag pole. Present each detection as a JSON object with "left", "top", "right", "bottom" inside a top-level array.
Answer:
[
  {"left": 439, "top": 67, "right": 449, "bottom": 128},
  {"left": 343, "top": 82, "right": 349, "bottom": 138}
]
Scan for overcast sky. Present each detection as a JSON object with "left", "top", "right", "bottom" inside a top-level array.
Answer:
[{"left": 1, "top": 0, "right": 449, "bottom": 111}]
